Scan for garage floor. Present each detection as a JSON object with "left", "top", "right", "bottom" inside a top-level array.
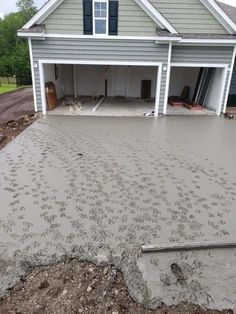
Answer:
[
  {"left": 48, "top": 97, "right": 154, "bottom": 116},
  {"left": 0, "top": 116, "right": 236, "bottom": 310},
  {"left": 167, "top": 105, "right": 216, "bottom": 115}
]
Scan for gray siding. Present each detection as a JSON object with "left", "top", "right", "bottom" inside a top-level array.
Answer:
[
  {"left": 32, "top": 38, "right": 168, "bottom": 112},
  {"left": 44, "top": 0, "right": 158, "bottom": 36},
  {"left": 171, "top": 46, "right": 234, "bottom": 64},
  {"left": 150, "top": 0, "right": 227, "bottom": 34},
  {"left": 171, "top": 45, "right": 234, "bottom": 112}
]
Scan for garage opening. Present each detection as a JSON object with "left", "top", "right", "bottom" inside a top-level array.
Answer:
[
  {"left": 42, "top": 63, "right": 159, "bottom": 116},
  {"left": 167, "top": 66, "right": 225, "bottom": 115}
]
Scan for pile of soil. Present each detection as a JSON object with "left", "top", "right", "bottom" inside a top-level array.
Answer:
[
  {"left": 0, "top": 260, "right": 232, "bottom": 314},
  {"left": 0, "top": 114, "right": 38, "bottom": 150}
]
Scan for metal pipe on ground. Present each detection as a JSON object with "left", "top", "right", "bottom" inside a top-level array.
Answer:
[
  {"left": 93, "top": 96, "right": 105, "bottom": 112},
  {"left": 142, "top": 240, "right": 236, "bottom": 253}
]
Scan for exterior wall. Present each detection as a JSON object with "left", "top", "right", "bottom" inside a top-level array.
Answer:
[
  {"left": 74, "top": 65, "right": 157, "bottom": 97},
  {"left": 127, "top": 66, "right": 157, "bottom": 98},
  {"left": 171, "top": 45, "right": 234, "bottom": 112},
  {"left": 31, "top": 38, "right": 168, "bottom": 112},
  {"left": 43, "top": 0, "right": 157, "bottom": 36},
  {"left": 171, "top": 46, "right": 234, "bottom": 65},
  {"left": 149, "top": 0, "right": 227, "bottom": 34},
  {"left": 169, "top": 67, "right": 200, "bottom": 99}
]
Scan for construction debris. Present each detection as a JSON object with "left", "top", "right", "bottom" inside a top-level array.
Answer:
[
  {"left": 224, "top": 112, "right": 236, "bottom": 120},
  {"left": 144, "top": 110, "right": 155, "bottom": 117},
  {"left": 0, "top": 114, "right": 38, "bottom": 150},
  {"left": 60, "top": 96, "right": 83, "bottom": 113}
]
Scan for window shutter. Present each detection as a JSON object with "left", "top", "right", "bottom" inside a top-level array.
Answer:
[
  {"left": 109, "top": 1, "right": 118, "bottom": 35},
  {"left": 83, "top": 0, "right": 93, "bottom": 35}
]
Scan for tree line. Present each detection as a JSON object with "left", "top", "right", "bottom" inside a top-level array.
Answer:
[{"left": 0, "top": 0, "right": 37, "bottom": 78}]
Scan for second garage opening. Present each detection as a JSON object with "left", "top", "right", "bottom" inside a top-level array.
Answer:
[{"left": 167, "top": 65, "right": 226, "bottom": 115}]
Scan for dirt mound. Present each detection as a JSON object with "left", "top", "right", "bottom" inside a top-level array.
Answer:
[
  {"left": 0, "top": 260, "right": 232, "bottom": 314},
  {"left": 0, "top": 114, "right": 38, "bottom": 150}
]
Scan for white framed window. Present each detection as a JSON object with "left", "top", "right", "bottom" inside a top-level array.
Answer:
[{"left": 93, "top": 0, "right": 108, "bottom": 35}]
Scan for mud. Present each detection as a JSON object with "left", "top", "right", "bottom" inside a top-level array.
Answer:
[
  {"left": 0, "top": 88, "right": 34, "bottom": 125},
  {"left": 0, "top": 115, "right": 235, "bottom": 311}
]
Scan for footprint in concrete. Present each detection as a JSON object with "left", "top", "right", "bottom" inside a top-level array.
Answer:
[{"left": 170, "top": 263, "right": 187, "bottom": 282}]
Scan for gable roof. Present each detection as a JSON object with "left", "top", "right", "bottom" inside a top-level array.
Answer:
[
  {"left": 134, "top": 0, "right": 177, "bottom": 33},
  {"left": 216, "top": 1, "right": 236, "bottom": 24},
  {"left": 22, "top": 0, "right": 178, "bottom": 33},
  {"left": 21, "top": 0, "right": 236, "bottom": 36},
  {"left": 200, "top": 0, "right": 236, "bottom": 34}
]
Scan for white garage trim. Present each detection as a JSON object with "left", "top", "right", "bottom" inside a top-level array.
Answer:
[
  {"left": 73, "top": 65, "right": 78, "bottom": 99},
  {"left": 163, "top": 42, "right": 172, "bottom": 115},
  {"left": 38, "top": 59, "right": 162, "bottom": 116},
  {"left": 28, "top": 39, "right": 38, "bottom": 112},
  {"left": 223, "top": 45, "right": 236, "bottom": 113},
  {"left": 169, "top": 63, "right": 229, "bottom": 116},
  {"left": 171, "top": 63, "right": 228, "bottom": 68},
  {"left": 155, "top": 66, "right": 162, "bottom": 117}
]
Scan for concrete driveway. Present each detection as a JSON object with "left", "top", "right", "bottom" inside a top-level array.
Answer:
[{"left": 0, "top": 116, "right": 236, "bottom": 310}]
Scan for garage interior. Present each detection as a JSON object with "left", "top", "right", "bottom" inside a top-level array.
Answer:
[
  {"left": 43, "top": 64, "right": 157, "bottom": 116},
  {"left": 167, "top": 66, "right": 225, "bottom": 115}
]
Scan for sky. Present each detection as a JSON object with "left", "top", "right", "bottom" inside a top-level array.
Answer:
[
  {"left": 0, "top": 0, "right": 47, "bottom": 18},
  {"left": 0, "top": 0, "right": 236, "bottom": 19}
]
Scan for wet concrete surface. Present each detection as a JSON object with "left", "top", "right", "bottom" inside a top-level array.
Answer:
[{"left": 0, "top": 115, "right": 236, "bottom": 310}]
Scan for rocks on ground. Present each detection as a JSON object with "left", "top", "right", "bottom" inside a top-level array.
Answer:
[{"left": 0, "top": 114, "right": 38, "bottom": 150}]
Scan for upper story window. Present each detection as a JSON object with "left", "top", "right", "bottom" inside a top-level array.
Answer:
[
  {"left": 83, "top": 0, "right": 118, "bottom": 36},
  {"left": 94, "top": 0, "right": 108, "bottom": 35}
]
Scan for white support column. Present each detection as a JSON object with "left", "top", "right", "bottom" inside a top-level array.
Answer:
[
  {"left": 28, "top": 39, "right": 38, "bottom": 112},
  {"left": 217, "top": 66, "right": 228, "bottom": 116},
  {"left": 154, "top": 64, "right": 162, "bottom": 117},
  {"left": 126, "top": 66, "right": 130, "bottom": 97},
  {"left": 39, "top": 61, "right": 47, "bottom": 115},
  {"left": 163, "top": 42, "right": 172, "bottom": 115},
  {"left": 223, "top": 45, "right": 236, "bottom": 113},
  {"left": 73, "top": 64, "right": 78, "bottom": 99}
]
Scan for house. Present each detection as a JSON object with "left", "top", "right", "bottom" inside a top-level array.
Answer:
[
  {"left": 217, "top": 1, "right": 236, "bottom": 109},
  {"left": 17, "top": 0, "right": 236, "bottom": 116}
]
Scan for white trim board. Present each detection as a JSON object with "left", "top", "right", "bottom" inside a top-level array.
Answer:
[
  {"left": 134, "top": 0, "right": 178, "bottom": 34},
  {"left": 171, "top": 63, "right": 229, "bottom": 68},
  {"left": 155, "top": 66, "right": 162, "bottom": 117},
  {"left": 163, "top": 42, "right": 172, "bottom": 115},
  {"left": 28, "top": 39, "right": 38, "bottom": 112},
  {"left": 18, "top": 32, "right": 236, "bottom": 46},
  {"left": 223, "top": 45, "right": 236, "bottom": 113},
  {"left": 200, "top": 0, "right": 236, "bottom": 34},
  {"left": 177, "top": 39, "right": 236, "bottom": 45},
  {"left": 39, "top": 60, "right": 163, "bottom": 66},
  {"left": 23, "top": 0, "right": 64, "bottom": 29},
  {"left": 218, "top": 66, "right": 228, "bottom": 115}
]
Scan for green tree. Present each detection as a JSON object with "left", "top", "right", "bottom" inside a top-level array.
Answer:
[
  {"left": 0, "top": 0, "right": 37, "bottom": 77},
  {"left": 16, "top": 0, "right": 37, "bottom": 20}
]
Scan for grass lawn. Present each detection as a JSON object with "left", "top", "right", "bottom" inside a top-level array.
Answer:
[{"left": 0, "top": 83, "right": 17, "bottom": 94}]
